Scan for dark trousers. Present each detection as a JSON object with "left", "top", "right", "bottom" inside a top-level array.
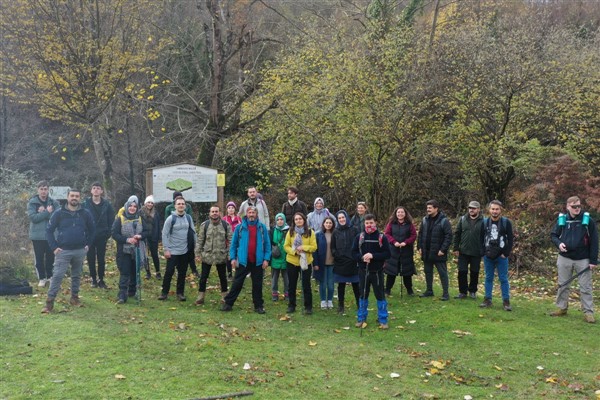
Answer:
[
  {"left": 199, "top": 262, "right": 228, "bottom": 292},
  {"left": 224, "top": 262, "right": 264, "bottom": 309},
  {"left": 385, "top": 275, "right": 414, "bottom": 295},
  {"left": 162, "top": 254, "right": 188, "bottom": 295},
  {"left": 338, "top": 282, "right": 360, "bottom": 307},
  {"left": 423, "top": 260, "right": 449, "bottom": 295},
  {"left": 287, "top": 263, "right": 313, "bottom": 310},
  {"left": 359, "top": 269, "right": 385, "bottom": 301},
  {"left": 116, "top": 253, "right": 137, "bottom": 301},
  {"left": 147, "top": 240, "right": 160, "bottom": 272},
  {"left": 188, "top": 250, "right": 198, "bottom": 274},
  {"left": 457, "top": 254, "right": 481, "bottom": 294},
  {"left": 32, "top": 240, "right": 54, "bottom": 280},
  {"left": 87, "top": 237, "right": 108, "bottom": 282}
]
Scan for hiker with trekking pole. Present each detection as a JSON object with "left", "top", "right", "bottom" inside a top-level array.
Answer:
[
  {"left": 550, "top": 196, "right": 598, "bottom": 323},
  {"left": 383, "top": 206, "right": 417, "bottom": 298}
]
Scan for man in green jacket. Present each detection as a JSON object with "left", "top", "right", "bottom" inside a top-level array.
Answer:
[{"left": 452, "top": 201, "right": 484, "bottom": 299}]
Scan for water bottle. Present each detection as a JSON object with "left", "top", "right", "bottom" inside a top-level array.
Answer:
[
  {"left": 558, "top": 213, "right": 566, "bottom": 227},
  {"left": 582, "top": 212, "right": 590, "bottom": 226}
]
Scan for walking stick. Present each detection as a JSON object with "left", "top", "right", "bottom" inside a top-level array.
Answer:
[
  {"left": 135, "top": 244, "right": 142, "bottom": 304},
  {"left": 399, "top": 253, "right": 403, "bottom": 299},
  {"left": 360, "top": 266, "right": 369, "bottom": 337},
  {"left": 557, "top": 266, "right": 592, "bottom": 290}
]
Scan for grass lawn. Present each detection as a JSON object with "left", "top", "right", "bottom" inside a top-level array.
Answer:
[{"left": 1, "top": 260, "right": 599, "bottom": 400}]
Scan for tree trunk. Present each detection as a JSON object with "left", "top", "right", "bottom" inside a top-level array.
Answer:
[{"left": 90, "top": 125, "right": 115, "bottom": 199}]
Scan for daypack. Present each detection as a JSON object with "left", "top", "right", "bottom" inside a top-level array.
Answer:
[
  {"left": 200, "top": 219, "right": 229, "bottom": 243},
  {"left": 169, "top": 213, "right": 195, "bottom": 251},
  {"left": 358, "top": 231, "right": 384, "bottom": 250}
]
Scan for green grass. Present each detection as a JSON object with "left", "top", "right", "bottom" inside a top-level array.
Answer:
[{"left": 1, "top": 262, "right": 599, "bottom": 400}]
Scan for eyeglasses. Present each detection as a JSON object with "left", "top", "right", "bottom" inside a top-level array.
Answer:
[
  {"left": 569, "top": 204, "right": 581, "bottom": 209},
  {"left": 468, "top": 207, "right": 478, "bottom": 210}
]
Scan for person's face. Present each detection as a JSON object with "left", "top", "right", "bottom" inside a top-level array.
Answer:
[
  {"left": 426, "top": 205, "right": 438, "bottom": 217},
  {"left": 246, "top": 208, "right": 257, "bottom": 220},
  {"left": 227, "top": 206, "right": 236, "bottom": 215},
  {"left": 567, "top": 201, "right": 582, "bottom": 217},
  {"left": 468, "top": 206, "right": 479, "bottom": 218},
  {"left": 145, "top": 201, "right": 154, "bottom": 211},
  {"left": 276, "top": 216, "right": 285, "bottom": 227},
  {"left": 38, "top": 186, "right": 49, "bottom": 199},
  {"left": 323, "top": 219, "right": 334, "bottom": 231},
  {"left": 209, "top": 207, "right": 220, "bottom": 219},
  {"left": 247, "top": 188, "right": 257, "bottom": 199},
  {"left": 128, "top": 203, "right": 138, "bottom": 214},
  {"left": 294, "top": 215, "right": 304, "bottom": 227},
  {"left": 364, "top": 219, "right": 376, "bottom": 230},
  {"left": 288, "top": 190, "right": 297, "bottom": 201},
  {"left": 396, "top": 208, "right": 406, "bottom": 221},
  {"left": 489, "top": 204, "right": 502, "bottom": 219},
  {"left": 67, "top": 191, "right": 81, "bottom": 207},
  {"left": 315, "top": 200, "right": 324, "bottom": 210},
  {"left": 175, "top": 199, "right": 186, "bottom": 213},
  {"left": 91, "top": 186, "right": 103, "bottom": 197},
  {"left": 357, "top": 204, "right": 366, "bottom": 215},
  {"left": 337, "top": 213, "right": 347, "bottom": 226}
]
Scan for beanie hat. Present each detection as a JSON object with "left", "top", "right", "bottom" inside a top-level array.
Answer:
[
  {"left": 226, "top": 201, "right": 237, "bottom": 210},
  {"left": 144, "top": 195, "right": 154, "bottom": 204}
]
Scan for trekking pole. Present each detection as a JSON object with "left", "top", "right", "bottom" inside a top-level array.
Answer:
[
  {"left": 360, "top": 265, "right": 369, "bottom": 338},
  {"left": 135, "top": 243, "right": 142, "bottom": 304},
  {"left": 399, "top": 257, "right": 403, "bottom": 299},
  {"left": 557, "top": 266, "right": 592, "bottom": 290}
]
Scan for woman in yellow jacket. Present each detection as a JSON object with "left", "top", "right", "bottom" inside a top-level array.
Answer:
[{"left": 284, "top": 212, "right": 317, "bottom": 314}]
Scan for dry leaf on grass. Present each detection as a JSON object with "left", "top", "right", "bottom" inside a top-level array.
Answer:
[
  {"left": 114, "top": 374, "right": 126, "bottom": 380},
  {"left": 308, "top": 341, "right": 317, "bottom": 346}
]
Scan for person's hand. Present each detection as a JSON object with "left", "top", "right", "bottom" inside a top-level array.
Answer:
[
  {"left": 38, "top": 206, "right": 45, "bottom": 212},
  {"left": 134, "top": 234, "right": 142, "bottom": 240},
  {"left": 418, "top": 249, "right": 422, "bottom": 255},
  {"left": 559, "top": 243, "right": 567, "bottom": 252},
  {"left": 47, "top": 205, "right": 54, "bottom": 213},
  {"left": 399, "top": 242, "right": 406, "bottom": 248},
  {"left": 231, "top": 259, "right": 238, "bottom": 270},
  {"left": 500, "top": 254, "right": 506, "bottom": 258},
  {"left": 453, "top": 251, "right": 459, "bottom": 257},
  {"left": 363, "top": 253, "right": 373, "bottom": 263},
  {"left": 394, "top": 242, "right": 402, "bottom": 248},
  {"left": 262, "top": 260, "right": 268, "bottom": 270},
  {"left": 313, "top": 265, "right": 320, "bottom": 271},
  {"left": 296, "top": 245, "right": 304, "bottom": 253},
  {"left": 589, "top": 264, "right": 596, "bottom": 270},
  {"left": 84, "top": 245, "right": 88, "bottom": 252},
  {"left": 437, "top": 250, "right": 445, "bottom": 257},
  {"left": 54, "top": 248, "right": 62, "bottom": 255},
  {"left": 164, "top": 250, "right": 171, "bottom": 259}
]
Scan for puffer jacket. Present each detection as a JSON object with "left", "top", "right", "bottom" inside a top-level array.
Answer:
[{"left": 417, "top": 212, "right": 453, "bottom": 262}]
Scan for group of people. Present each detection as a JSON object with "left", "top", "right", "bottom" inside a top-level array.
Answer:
[{"left": 28, "top": 181, "right": 597, "bottom": 325}]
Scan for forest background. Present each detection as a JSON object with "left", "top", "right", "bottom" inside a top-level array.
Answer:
[{"left": 1, "top": 0, "right": 599, "bottom": 273}]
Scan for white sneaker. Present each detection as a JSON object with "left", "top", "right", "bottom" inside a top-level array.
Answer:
[
  {"left": 327, "top": 300, "right": 333, "bottom": 309},
  {"left": 38, "top": 279, "right": 46, "bottom": 287},
  {"left": 320, "top": 301, "right": 326, "bottom": 309}
]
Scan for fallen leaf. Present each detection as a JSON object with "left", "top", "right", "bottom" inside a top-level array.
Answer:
[
  {"left": 419, "top": 342, "right": 427, "bottom": 346},
  {"left": 342, "top": 326, "right": 350, "bottom": 330},
  {"left": 452, "top": 330, "right": 472, "bottom": 337},
  {"left": 360, "top": 322, "right": 367, "bottom": 328},
  {"left": 495, "top": 383, "right": 509, "bottom": 391},
  {"left": 390, "top": 373, "right": 400, "bottom": 378},
  {"left": 408, "top": 320, "right": 416, "bottom": 324},
  {"left": 243, "top": 363, "right": 251, "bottom": 370},
  {"left": 114, "top": 374, "right": 126, "bottom": 380},
  {"left": 334, "top": 329, "right": 341, "bottom": 333},
  {"left": 430, "top": 360, "right": 446, "bottom": 369},
  {"left": 546, "top": 376, "right": 558, "bottom": 384},
  {"left": 169, "top": 307, "right": 177, "bottom": 310},
  {"left": 177, "top": 323, "right": 187, "bottom": 330},
  {"left": 231, "top": 362, "right": 239, "bottom": 367},
  {"left": 568, "top": 383, "right": 584, "bottom": 392},
  {"left": 376, "top": 374, "right": 383, "bottom": 379},
  {"left": 308, "top": 341, "right": 317, "bottom": 346},
  {"left": 464, "top": 396, "right": 473, "bottom": 400},
  {"left": 537, "top": 366, "right": 544, "bottom": 370},
  {"left": 276, "top": 371, "right": 284, "bottom": 377},
  {"left": 494, "top": 365, "right": 503, "bottom": 371},
  {"left": 279, "top": 315, "right": 291, "bottom": 321}
]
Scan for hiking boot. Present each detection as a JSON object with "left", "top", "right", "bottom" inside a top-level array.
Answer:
[
  {"left": 469, "top": 292, "right": 477, "bottom": 299},
  {"left": 158, "top": 293, "right": 168, "bottom": 300},
  {"left": 145, "top": 272, "right": 152, "bottom": 280},
  {"left": 550, "top": 308, "right": 567, "bottom": 317},
  {"left": 479, "top": 298, "right": 492, "bottom": 308},
  {"left": 220, "top": 303, "right": 232, "bottom": 312},
  {"left": 355, "top": 321, "right": 366, "bottom": 328},
  {"left": 70, "top": 296, "right": 82, "bottom": 307},
  {"left": 304, "top": 308, "right": 313, "bottom": 315},
  {"left": 97, "top": 280, "right": 108, "bottom": 289},
  {"left": 379, "top": 323, "right": 389, "bottom": 330},
  {"left": 440, "top": 294, "right": 450, "bottom": 301},
  {"left": 503, "top": 300, "right": 512, "bottom": 311},
  {"left": 195, "top": 292, "right": 205, "bottom": 305},
  {"left": 90, "top": 280, "right": 98, "bottom": 288},
  {"left": 176, "top": 294, "right": 186, "bottom": 301},
  {"left": 286, "top": 306, "right": 296, "bottom": 313},
  {"left": 584, "top": 313, "right": 595, "bottom": 323},
  {"left": 41, "top": 298, "right": 54, "bottom": 313},
  {"left": 337, "top": 305, "right": 345, "bottom": 314},
  {"left": 419, "top": 291, "right": 434, "bottom": 298},
  {"left": 454, "top": 293, "right": 467, "bottom": 299},
  {"left": 255, "top": 307, "right": 266, "bottom": 314},
  {"left": 116, "top": 298, "right": 125, "bottom": 305},
  {"left": 156, "top": 272, "right": 162, "bottom": 279},
  {"left": 407, "top": 289, "right": 414, "bottom": 296}
]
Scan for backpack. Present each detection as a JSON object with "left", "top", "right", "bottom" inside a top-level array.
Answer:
[
  {"left": 200, "top": 219, "right": 229, "bottom": 244},
  {"left": 358, "top": 231, "right": 384, "bottom": 250},
  {"left": 169, "top": 214, "right": 195, "bottom": 251}
]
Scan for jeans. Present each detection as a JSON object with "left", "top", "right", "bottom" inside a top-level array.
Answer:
[
  {"left": 32, "top": 240, "right": 54, "bottom": 280},
  {"left": 287, "top": 263, "right": 313, "bottom": 310},
  {"left": 162, "top": 254, "right": 188, "bottom": 295},
  {"left": 117, "top": 253, "right": 137, "bottom": 301},
  {"left": 47, "top": 248, "right": 86, "bottom": 299},
  {"left": 457, "top": 254, "right": 481, "bottom": 294},
  {"left": 319, "top": 265, "right": 334, "bottom": 302},
  {"left": 483, "top": 255, "right": 510, "bottom": 300},
  {"left": 199, "top": 262, "right": 228, "bottom": 292},
  {"left": 87, "top": 237, "right": 108, "bottom": 282},
  {"left": 224, "top": 262, "right": 264, "bottom": 309},
  {"left": 271, "top": 268, "right": 289, "bottom": 295}
]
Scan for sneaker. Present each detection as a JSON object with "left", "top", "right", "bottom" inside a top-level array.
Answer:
[
  {"left": 327, "top": 300, "right": 334, "bottom": 309},
  {"left": 337, "top": 305, "right": 345, "bottom": 314},
  {"left": 158, "top": 294, "right": 168, "bottom": 300},
  {"left": 220, "top": 303, "right": 232, "bottom": 312},
  {"left": 70, "top": 296, "right": 82, "bottom": 307},
  {"left": 176, "top": 294, "right": 186, "bottom": 301},
  {"left": 419, "top": 291, "right": 434, "bottom": 298},
  {"left": 479, "top": 298, "right": 492, "bottom": 308},
  {"left": 272, "top": 293, "right": 279, "bottom": 302},
  {"left": 155, "top": 272, "right": 162, "bottom": 279},
  {"left": 38, "top": 279, "right": 46, "bottom": 287},
  {"left": 41, "top": 299, "right": 54, "bottom": 313},
  {"left": 454, "top": 293, "right": 467, "bottom": 299},
  {"left": 440, "top": 294, "right": 450, "bottom": 301},
  {"left": 503, "top": 300, "right": 512, "bottom": 311},
  {"left": 255, "top": 307, "right": 266, "bottom": 314},
  {"left": 145, "top": 272, "right": 152, "bottom": 280},
  {"left": 584, "top": 313, "right": 595, "bottom": 323},
  {"left": 97, "top": 280, "right": 108, "bottom": 289},
  {"left": 320, "top": 301, "right": 327, "bottom": 309},
  {"left": 379, "top": 323, "right": 389, "bottom": 330},
  {"left": 90, "top": 280, "right": 98, "bottom": 288},
  {"left": 116, "top": 299, "right": 125, "bottom": 305},
  {"left": 550, "top": 308, "right": 567, "bottom": 317},
  {"left": 469, "top": 292, "right": 477, "bottom": 299},
  {"left": 304, "top": 308, "right": 313, "bottom": 315},
  {"left": 286, "top": 306, "right": 296, "bottom": 313}
]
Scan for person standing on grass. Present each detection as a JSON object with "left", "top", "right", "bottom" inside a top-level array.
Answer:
[
  {"left": 307, "top": 197, "right": 333, "bottom": 233},
  {"left": 140, "top": 195, "right": 162, "bottom": 279},
  {"left": 331, "top": 210, "right": 360, "bottom": 314},
  {"left": 281, "top": 186, "right": 308, "bottom": 227},
  {"left": 284, "top": 212, "right": 317, "bottom": 315},
  {"left": 270, "top": 213, "right": 289, "bottom": 302},
  {"left": 42, "top": 188, "right": 95, "bottom": 313},
  {"left": 195, "top": 205, "right": 232, "bottom": 306},
  {"left": 314, "top": 216, "right": 336, "bottom": 309},
  {"left": 238, "top": 187, "right": 270, "bottom": 230},
  {"left": 383, "top": 206, "right": 417, "bottom": 297},
  {"left": 452, "top": 201, "right": 484, "bottom": 299},
  {"left": 221, "top": 206, "right": 271, "bottom": 314},
  {"left": 223, "top": 201, "right": 242, "bottom": 279},
  {"left": 479, "top": 200, "right": 514, "bottom": 311},
  {"left": 164, "top": 191, "right": 199, "bottom": 277},
  {"left": 159, "top": 197, "right": 196, "bottom": 302},
  {"left": 28, "top": 180, "right": 60, "bottom": 288},
  {"left": 83, "top": 182, "right": 115, "bottom": 288},
  {"left": 112, "top": 196, "right": 149, "bottom": 304},
  {"left": 417, "top": 200, "right": 453, "bottom": 301},
  {"left": 353, "top": 214, "right": 391, "bottom": 329},
  {"left": 550, "top": 196, "right": 597, "bottom": 323}
]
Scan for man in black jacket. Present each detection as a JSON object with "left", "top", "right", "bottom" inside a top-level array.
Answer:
[
  {"left": 452, "top": 200, "right": 484, "bottom": 299},
  {"left": 417, "top": 200, "right": 452, "bottom": 301},
  {"left": 281, "top": 186, "right": 308, "bottom": 227}
]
